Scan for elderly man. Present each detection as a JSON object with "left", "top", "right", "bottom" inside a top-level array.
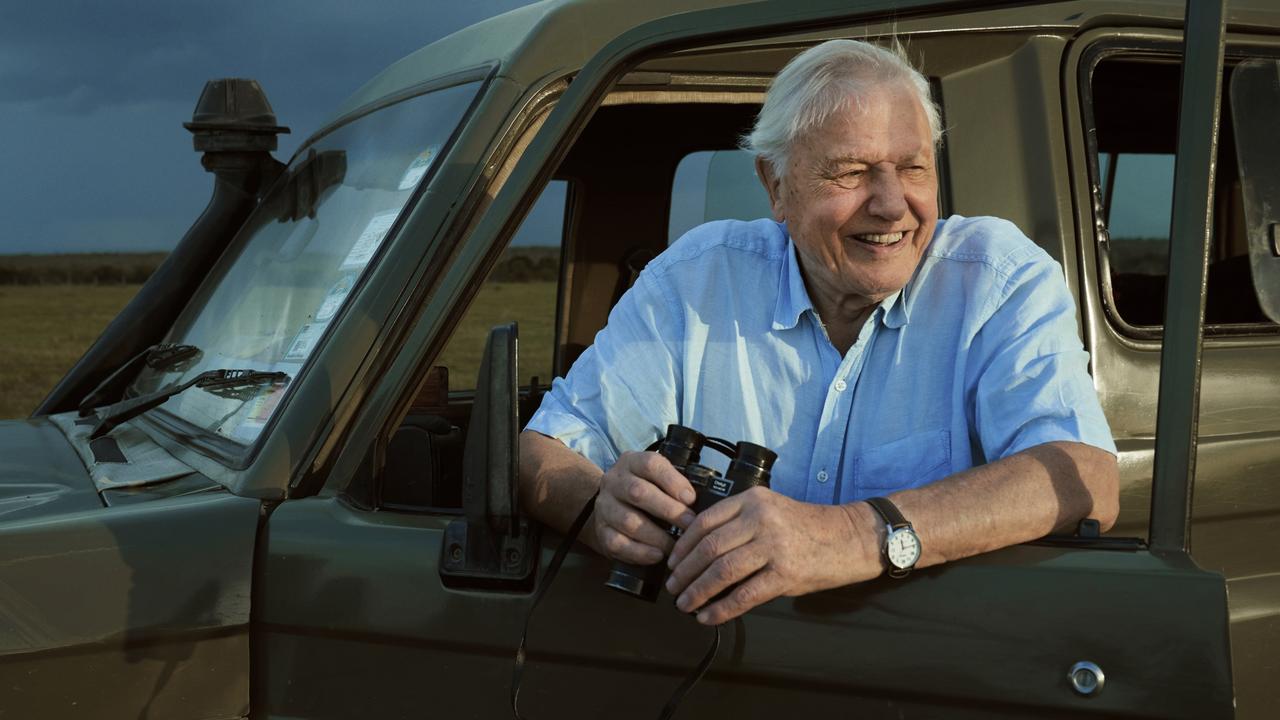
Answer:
[{"left": 519, "top": 38, "right": 1119, "bottom": 625}]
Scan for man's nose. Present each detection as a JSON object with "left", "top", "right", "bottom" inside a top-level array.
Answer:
[{"left": 866, "top": 169, "right": 908, "bottom": 220}]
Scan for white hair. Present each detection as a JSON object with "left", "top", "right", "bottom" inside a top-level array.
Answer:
[{"left": 743, "top": 38, "right": 942, "bottom": 175}]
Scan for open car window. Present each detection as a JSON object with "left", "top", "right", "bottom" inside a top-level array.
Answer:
[
  {"left": 130, "top": 80, "right": 482, "bottom": 449},
  {"left": 436, "top": 180, "right": 568, "bottom": 393},
  {"left": 1089, "top": 53, "right": 1279, "bottom": 335}
]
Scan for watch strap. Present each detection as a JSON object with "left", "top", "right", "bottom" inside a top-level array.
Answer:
[{"left": 865, "top": 496, "right": 909, "bottom": 530}]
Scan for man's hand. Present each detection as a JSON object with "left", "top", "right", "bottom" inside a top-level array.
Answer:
[
  {"left": 664, "top": 488, "right": 881, "bottom": 625},
  {"left": 592, "top": 451, "right": 699, "bottom": 565}
]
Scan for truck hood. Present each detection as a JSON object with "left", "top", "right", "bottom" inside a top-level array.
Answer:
[{"left": 0, "top": 416, "right": 103, "bottom": 521}]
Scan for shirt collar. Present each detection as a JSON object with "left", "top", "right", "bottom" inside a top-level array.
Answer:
[
  {"left": 772, "top": 235, "right": 812, "bottom": 330},
  {"left": 882, "top": 284, "right": 910, "bottom": 329},
  {"left": 773, "top": 231, "right": 912, "bottom": 331}
]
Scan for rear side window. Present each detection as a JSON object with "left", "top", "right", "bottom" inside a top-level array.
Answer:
[{"left": 1088, "top": 54, "right": 1277, "bottom": 334}]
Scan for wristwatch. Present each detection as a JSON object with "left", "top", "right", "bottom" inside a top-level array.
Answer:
[{"left": 865, "top": 496, "right": 921, "bottom": 578}]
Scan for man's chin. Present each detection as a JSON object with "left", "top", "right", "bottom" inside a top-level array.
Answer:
[{"left": 846, "top": 268, "right": 915, "bottom": 301}]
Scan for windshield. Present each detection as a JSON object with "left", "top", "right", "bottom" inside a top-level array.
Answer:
[{"left": 132, "top": 79, "right": 481, "bottom": 447}]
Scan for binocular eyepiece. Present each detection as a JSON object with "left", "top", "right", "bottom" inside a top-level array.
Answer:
[{"left": 604, "top": 424, "right": 777, "bottom": 602}]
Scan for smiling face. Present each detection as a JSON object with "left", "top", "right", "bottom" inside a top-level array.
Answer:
[{"left": 758, "top": 81, "right": 939, "bottom": 323}]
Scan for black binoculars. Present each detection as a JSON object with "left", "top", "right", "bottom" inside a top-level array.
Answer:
[{"left": 604, "top": 424, "right": 777, "bottom": 602}]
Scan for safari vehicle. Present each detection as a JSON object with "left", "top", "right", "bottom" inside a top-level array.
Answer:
[{"left": 3, "top": 0, "right": 1277, "bottom": 717}]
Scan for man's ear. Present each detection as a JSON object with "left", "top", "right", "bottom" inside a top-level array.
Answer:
[{"left": 755, "top": 156, "right": 786, "bottom": 222}]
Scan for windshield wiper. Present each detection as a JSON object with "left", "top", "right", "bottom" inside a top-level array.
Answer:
[
  {"left": 88, "top": 369, "right": 289, "bottom": 440},
  {"left": 78, "top": 343, "right": 203, "bottom": 416}
]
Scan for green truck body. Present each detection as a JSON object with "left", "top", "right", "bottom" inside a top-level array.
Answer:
[{"left": 3, "top": 1, "right": 1277, "bottom": 717}]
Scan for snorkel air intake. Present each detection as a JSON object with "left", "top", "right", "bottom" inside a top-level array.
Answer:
[{"left": 37, "top": 79, "right": 290, "bottom": 415}]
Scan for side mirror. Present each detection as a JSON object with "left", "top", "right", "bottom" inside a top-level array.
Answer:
[
  {"left": 463, "top": 322, "right": 519, "bottom": 536},
  {"left": 1230, "top": 58, "right": 1280, "bottom": 323},
  {"left": 440, "top": 323, "right": 537, "bottom": 587}
]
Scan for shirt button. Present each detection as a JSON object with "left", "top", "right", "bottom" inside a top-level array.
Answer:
[
  {"left": 834, "top": 379, "right": 848, "bottom": 392},
  {"left": 816, "top": 470, "right": 829, "bottom": 483}
]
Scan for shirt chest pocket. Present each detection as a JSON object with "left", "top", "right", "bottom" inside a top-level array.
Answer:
[{"left": 852, "top": 429, "right": 952, "bottom": 496}]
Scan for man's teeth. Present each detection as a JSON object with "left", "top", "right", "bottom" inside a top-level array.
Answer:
[{"left": 855, "top": 232, "right": 903, "bottom": 245}]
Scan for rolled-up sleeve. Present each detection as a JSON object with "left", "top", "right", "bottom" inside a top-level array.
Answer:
[
  {"left": 526, "top": 268, "right": 684, "bottom": 470},
  {"left": 966, "top": 252, "right": 1117, "bottom": 461}
]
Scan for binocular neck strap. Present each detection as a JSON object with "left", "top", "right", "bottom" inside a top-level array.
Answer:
[
  {"left": 512, "top": 490, "right": 599, "bottom": 720},
  {"left": 511, "top": 489, "right": 722, "bottom": 720}
]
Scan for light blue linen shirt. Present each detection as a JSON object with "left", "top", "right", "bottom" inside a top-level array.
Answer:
[{"left": 527, "top": 215, "right": 1116, "bottom": 504}]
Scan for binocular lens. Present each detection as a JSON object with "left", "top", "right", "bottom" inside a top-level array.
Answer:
[
  {"left": 734, "top": 442, "right": 777, "bottom": 472},
  {"left": 659, "top": 424, "right": 704, "bottom": 468}
]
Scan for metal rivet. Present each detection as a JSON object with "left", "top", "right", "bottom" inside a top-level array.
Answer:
[
  {"left": 1069, "top": 661, "right": 1105, "bottom": 697},
  {"left": 448, "top": 544, "right": 463, "bottom": 562}
]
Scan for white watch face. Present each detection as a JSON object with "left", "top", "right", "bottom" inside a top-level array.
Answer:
[{"left": 886, "top": 528, "right": 921, "bottom": 569}]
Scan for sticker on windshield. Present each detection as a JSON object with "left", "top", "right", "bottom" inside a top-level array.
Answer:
[
  {"left": 283, "top": 323, "right": 326, "bottom": 362},
  {"left": 398, "top": 146, "right": 438, "bottom": 190},
  {"left": 314, "top": 272, "right": 357, "bottom": 324},
  {"left": 341, "top": 210, "right": 399, "bottom": 271},
  {"left": 244, "top": 383, "right": 286, "bottom": 423}
]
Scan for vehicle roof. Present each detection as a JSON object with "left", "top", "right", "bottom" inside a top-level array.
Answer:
[{"left": 328, "top": 0, "right": 1278, "bottom": 129}]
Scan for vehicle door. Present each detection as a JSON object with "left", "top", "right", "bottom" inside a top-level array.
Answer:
[
  {"left": 255, "top": 1, "right": 1237, "bottom": 718},
  {"left": 1061, "top": 20, "right": 1280, "bottom": 720}
]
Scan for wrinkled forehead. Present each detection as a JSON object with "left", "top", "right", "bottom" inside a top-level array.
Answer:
[{"left": 797, "top": 82, "right": 935, "bottom": 157}]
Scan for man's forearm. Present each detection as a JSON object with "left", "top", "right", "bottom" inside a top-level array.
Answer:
[
  {"left": 522, "top": 429, "right": 1117, "bottom": 602},
  {"left": 665, "top": 440, "right": 1119, "bottom": 624},
  {"left": 866, "top": 441, "right": 1119, "bottom": 571},
  {"left": 518, "top": 430, "right": 607, "bottom": 551}
]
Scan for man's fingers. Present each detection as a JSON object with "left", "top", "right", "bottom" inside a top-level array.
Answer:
[
  {"left": 693, "top": 568, "right": 780, "bottom": 626},
  {"left": 608, "top": 462, "right": 695, "bottom": 529},
  {"left": 623, "top": 452, "right": 696, "bottom": 506},
  {"left": 665, "top": 520, "right": 752, "bottom": 596},
  {"left": 673, "top": 544, "right": 767, "bottom": 615},
  {"left": 669, "top": 493, "right": 743, "bottom": 566},
  {"left": 596, "top": 495, "right": 677, "bottom": 551},
  {"left": 597, "top": 523, "right": 665, "bottom": 565}
]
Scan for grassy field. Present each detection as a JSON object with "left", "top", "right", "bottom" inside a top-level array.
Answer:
[
  {"left": 435, "top": 281, "right": 558, "bottom": 390},
  {"left": 0, "top": 280, "right": 558, "bottom": 419},
  {"left": 0, "top": 284, "right": 142, "bottom": 418}
]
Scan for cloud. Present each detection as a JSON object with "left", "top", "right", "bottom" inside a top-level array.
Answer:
[
  {"left": 0, "top": 0, "right": 536, "bottom": 114},
  {"left": 0, "top": 0, "right": 537, "bottom": 254}
]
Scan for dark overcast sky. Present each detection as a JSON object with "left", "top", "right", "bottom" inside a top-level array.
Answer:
[{"left": 0, "top": 0, "right": 536, "bottom": 255}]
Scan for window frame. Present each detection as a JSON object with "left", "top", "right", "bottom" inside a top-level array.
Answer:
[{"left": 1080, "top": 37, "right": 1280, "bottom": 341}]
